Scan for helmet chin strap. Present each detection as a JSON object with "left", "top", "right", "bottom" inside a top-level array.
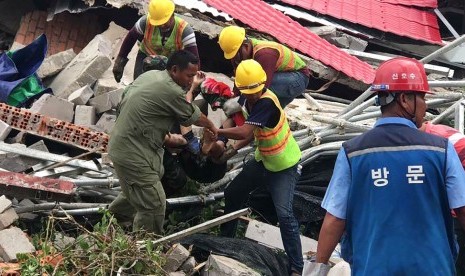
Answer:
[{"left": 399, "top": 94, "right": 417, "bottom": 125}]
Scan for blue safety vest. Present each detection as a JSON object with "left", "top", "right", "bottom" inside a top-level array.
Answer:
[{"left": 342, "top": 121, "right": 456, "bottom": 275}]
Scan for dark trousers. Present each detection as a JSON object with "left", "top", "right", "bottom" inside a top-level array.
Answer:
[{"left": 220, "top": 159, "right": 304, "bottom": 273}]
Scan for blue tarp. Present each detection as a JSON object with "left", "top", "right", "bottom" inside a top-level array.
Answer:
[{"left": 0, "top": 34, "right": 47, "bottom": 103}]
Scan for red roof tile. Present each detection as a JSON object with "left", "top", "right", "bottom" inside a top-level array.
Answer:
[
  {"left": 204, "top": 0, "right": 376, "bottom": 84},
  {"left": 280, "top": 0, "right": 442, "bottom": 44},
  {"left": 380, "top": 0, "right": 437, "bottom": 8}
]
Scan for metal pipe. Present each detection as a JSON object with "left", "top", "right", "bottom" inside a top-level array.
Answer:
[
  {"left": 432, "top": 100, "right": 463, "bottom": 124},
  {"left": 321, "top": 133, "right": 362, "bottom": 142},
  {"left": 167, "top": 192, "right": 224, "bottom": 207},
  {"left": 200, "top": 169, "right": 241, "bottom": 193},
  {"left": 455, "top": 101, "right": 465, "bottom": 134},
  {"left": 303, "top": 94, "right": 324, "bottom": 110},
  {"left": 335, "top": 87, "right": 373, "bottom": 117},
  {"left": 0, "top": 142, "right": 102, "bottom": 171},
  {"left": 143, "top": 208, "right": 251, "bottom": 246},
  {"left": 421, "top": 35, "right": 465, "bottom": 64},
  {"left": 80, "top": 187, "right": 120, "bottom": 197},
  {"left": 301, "top": 150, "right": 340, "bottom": 167},
  {"left": 428, "top": 80, "right": 465, "bottom": 88},
  {"left": 53, "top": 207, "right": 104, "bottom": 216},
  {"left": 300, "top": 141, "right": 343, "bottom": 164},
  {"left": 426, "top": 92, "right": 463, "bottom": 99},
  {"left": 15, "top": 203, "right": 107, "bottom": 214},
  {"left": 306, "top": 92, "right": 352, "bottom": 105},
  {"left": 71, "top": 178, "right": 120, "bottom": 187},
  {"left": 434, "top": 9, "right": 460, "bottom": 39},
  {"left": 312, "top": 115, "right": 372, "bottom": 132}
]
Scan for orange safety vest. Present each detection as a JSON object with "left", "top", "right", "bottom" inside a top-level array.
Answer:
[
  {"left": 251, "top": 38, "right": 307, "bottom": 72},
  {"left": 242, "top": 90, "right": 301, "bottom": 172},
  {"left": 139, "top": 16, "right": 187, "bottom": 56}
]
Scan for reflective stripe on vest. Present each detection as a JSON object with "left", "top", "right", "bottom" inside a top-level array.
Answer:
[
  {"left": 251, "top": 39, "right": 306, "bottom": 72},
  {"left": 140, "top": 16, "right": 187, "bottom": 56},
  {"left": 242, "top": 90, "right": 301, "bottom": 171}
]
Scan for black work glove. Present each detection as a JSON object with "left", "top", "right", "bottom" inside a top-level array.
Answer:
[{"left": 112, "top": 56, "right": 129, "bottom": 83}]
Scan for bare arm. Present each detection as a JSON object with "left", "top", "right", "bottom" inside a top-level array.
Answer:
[
  {"left": 218, "top": 123, "right": 256, "bottom": 140},
  {"left": 233, "top": 135, "right": 254, "bottom": 150},
  {"left": 194, "top": 114, "right": 217, "bottom": 137},
  {"left": 316, "top": 212, "right": 346, "bottom": 263},
  {"left": 186, "top": 71, "right": 205, "bottom": 103}
]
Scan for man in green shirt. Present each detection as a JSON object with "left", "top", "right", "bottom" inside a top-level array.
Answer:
[{"left": 108, "top": 50, "right": 217, "bottom": 234}]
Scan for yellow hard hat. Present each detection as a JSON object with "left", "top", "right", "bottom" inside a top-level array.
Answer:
[
  {"left": 218, "top": 26, "right": 246, "bottom": 60},
  {"left": 235, "top": 60, "right": 267, "bottom": 94},
  {"left": 147, "top": 0, "right": 175, "bottom": 26}
]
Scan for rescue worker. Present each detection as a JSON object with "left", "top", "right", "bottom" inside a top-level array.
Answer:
[
  {"left": 112, "top": 0, "right": 199, "bottom": 82},
  {"left": 108, "top": 50, "right": 217, "bottom": 234},
  {"left": 218, "top": 26, "right": 310, "bottom": 107},
  {"left": 315, "top": 57, "right": 465, "bottom": 275},
  {"left": 420, "top": 121, "right": 465, "bottom": 274},
  {"left": 217, "top": 60, "right": 304, "bottom": 275},
  {"left": 420, "top": 121, "right": 465, "bottom": 167}
]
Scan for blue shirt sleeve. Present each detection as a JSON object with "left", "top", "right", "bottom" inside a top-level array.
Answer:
[
  {"left": 245, "top": 98, "right": 277, "bottom": 128},
  {"left": 321, "top": 148, "right": 351, "bottom": 219},
  {"left": 445, "top": 141, "right": 465, "bottom": 209}
]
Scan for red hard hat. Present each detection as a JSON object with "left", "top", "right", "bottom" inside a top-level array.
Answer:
[{"left": 371, "top": 57, "right": 432, "bottom": 94}]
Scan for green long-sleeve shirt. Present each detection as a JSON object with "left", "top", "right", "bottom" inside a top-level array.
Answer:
[{"left": 109, "top": 70, "right": 200, "bottom": 169}]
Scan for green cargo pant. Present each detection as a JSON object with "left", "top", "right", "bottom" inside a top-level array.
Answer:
[{"left": 108, "top": 161, "right": 166, "bottom": 234}]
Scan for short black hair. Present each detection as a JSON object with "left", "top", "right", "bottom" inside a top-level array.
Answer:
[{"left": 166, "top": 50, "right": 199, "bottom": 71}]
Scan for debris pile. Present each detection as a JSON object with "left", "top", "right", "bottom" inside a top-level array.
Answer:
[{"left": 0, "top": 0, "right": 463, "bottom": 274}]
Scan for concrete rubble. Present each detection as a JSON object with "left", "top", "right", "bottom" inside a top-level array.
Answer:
[
  {"left": 0, "top": 1, "right": 462, "bottom": 275},
  {"left": 0, "top": 227, "right": 35, "bottom": 262},
  {"left": 202, "top": 254, "right": 260, "bottom": 276},
  {"left": 37, "top": 49, "right": 76, "bottom": 79}
]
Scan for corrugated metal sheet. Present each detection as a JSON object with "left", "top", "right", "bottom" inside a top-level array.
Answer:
[
  {"left": 279, "top": 0, "right": 442, "bottom": 44},
  {"left": 174, "top": 0, "right": 233, "bottom": 21},
  {"left": 203, "top": 0, "right": 376, "bottom": 84},
  {"left": 380, "top": 0, "right": 437, "bottom": 8}
]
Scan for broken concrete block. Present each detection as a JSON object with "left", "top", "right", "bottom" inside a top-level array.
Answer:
[
  {"left": 29, "top": 94, "right": 75, "bottom": 122},
  {"left": 18, "top": 199, "right": 38, "bottom": 221},
  {"left": 89, "top": 88, "right": 123, "bottom": 113},
  {"left": 0, "top": 120, "right": 11, "bottom": 141},
  {"left": 0, "top": 208, "right": 18, "bottom": 229},
  {"left": 100, "top": 21, "right": 129, "bottom": 59},
  {"left": 0, "top": 156, "right": 28, "bottom": 172},
  {"left": 180, "top": 256, "right": 196, "bottom": 273},
  {"left": 93, "top": 70, "right": 124, "bottom": 96},
  {"left": 74, "top": 105, "right": 96, "bottom": 126},
  {"left": 0, "top": 196, "right": 12, "bottom": 214},
  {"left": 95, "top": 112, "right": 116, "bottom": 133},
  {"left": 245, "top": 219, "right": 318, "bottom": 253},
  {"left": 330, "top": 34, "right": 367, "bottom": 51},
  {"left": 49, "top": 35, "right": 112, "bottom": 99},
  {"left": 37, "top": 49, "right": 76, "bottom": 79},
  {"left": 21, "top": 140, "right": 50, "bottom": 167},
  {"left": 28, "top": 140, "right": 49, "bottom": 153},
  {"left": 163, "top": 244, "right": 190, "bottom": 273},
  {"left": 54, "top": 232, "right": 76, "bottom": 251},
  {"left": 202, "top": 255, "right": 260, "bottom": 276},
  {"left": 0, "top": 227, "right": 35, "bottom": 261},
  {"left": 67, "top": 85, "right": 94, "bottom": 105},
  {"left": 308, "top": 25, "right": 337, "bottom": 37}
]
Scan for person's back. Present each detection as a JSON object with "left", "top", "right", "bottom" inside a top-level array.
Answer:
[
  {"left": 422, "top": 121, "right": 465, "bottom": 168},
  {"left": 342, "top": 120, "right": 456, "bottom": 275}
]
